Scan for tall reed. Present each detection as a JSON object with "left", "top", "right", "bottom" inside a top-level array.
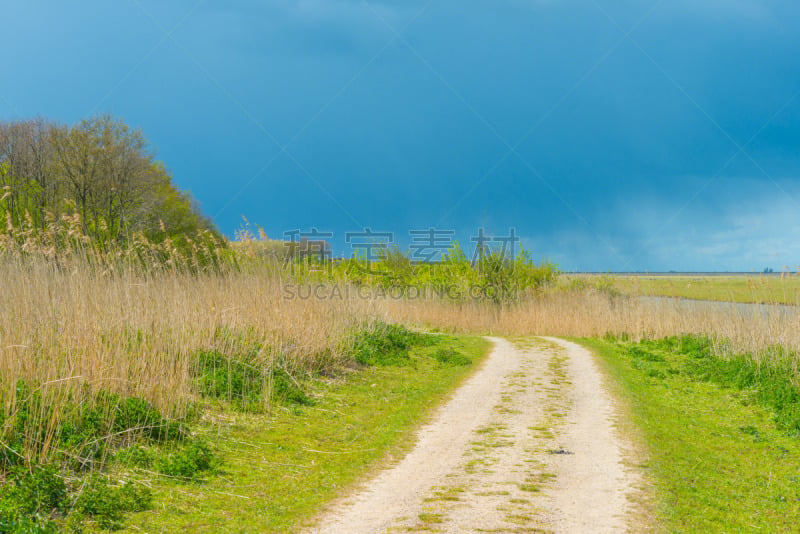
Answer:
[{"left": 3, "top": 217, "right": 800, "bottom": 464}]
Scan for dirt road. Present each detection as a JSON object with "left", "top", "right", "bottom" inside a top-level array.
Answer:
[{"left": 309, "top": 337, "right": 641, "bottom": 533}]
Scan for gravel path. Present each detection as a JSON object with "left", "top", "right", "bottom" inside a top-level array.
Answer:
[{"left": 308, "top": 337, "right": 641, "bottom": 533}]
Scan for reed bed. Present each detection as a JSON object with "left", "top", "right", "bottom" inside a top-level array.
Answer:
[
  {"left": 3, "top": 238, "right": 800, "bottom": 466},
  {"left": 5, "top": 266, "right": 800, "bottom": 419},
  {"left": 379, "top": 291, "right": 800, "bottom": 368},
  {"left": 0, "top": 261, "right": 396, "bottom": 466},
  {"left": 1, "top": 265, "right": 376, "bottom": 406}
]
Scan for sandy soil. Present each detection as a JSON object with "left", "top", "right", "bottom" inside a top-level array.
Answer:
[{"left": 307, "top": 337, "right": 642, "bottom": 533}]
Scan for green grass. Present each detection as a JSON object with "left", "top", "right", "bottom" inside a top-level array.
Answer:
[
  {"left": 578, "top": 336, "right": 800, "bottom": 532},
  {"left": 0, "top": 386, "right": 188, "bottom": 532},
  {"left": 119, "top": 334, "right": 490, "bottom": 533},
  {"left": 0, "top": 323, "right": 483, "bottom": 532},
  {"left": 594, "top": 274, "right": 800, "bottom": 305}
]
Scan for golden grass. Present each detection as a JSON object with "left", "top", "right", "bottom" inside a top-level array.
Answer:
[
  {"left": 4, "top": 247, "right": 800, "bottom": 463},
  {"left": 0, "top": 259, "right": 399, "bottom": 463},
  {"left": 5, "top": 266, "right": 799, "bottom": 414},
  {"left": 379, "top": 291, "right": 800, "bottom": 365},
  {"left": 1, "top": 264, "right": 377, "bottom": 409}
]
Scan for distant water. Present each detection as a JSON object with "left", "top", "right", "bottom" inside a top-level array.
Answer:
[
  {"left": 572, "top": 272, "right": 791, "bottom": 277},
  {"left": 639, "top": 296, "right": 800, "bottom": 318}
]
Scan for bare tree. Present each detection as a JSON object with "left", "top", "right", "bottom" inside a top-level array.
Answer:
[
  {"left": 0, "top": 119, "right": 57, "bottom": 229},
  {"left": 51, "top": 119, "right": 103, "bottom": 234},
  {"left": 2, "top": 114, "right": 220, "bottom": 248}
]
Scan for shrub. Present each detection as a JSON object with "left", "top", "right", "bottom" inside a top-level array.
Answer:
[
  {"left": 270, "top": 369, "right": 314, "bottom": 406},
  {"left": 353, "top": 322, "right": 430, "bottom": 367},
  {"left": 155, "top": 440, "right": 218, "bottom": 479},
  {"left": 0, "top": 465, "right": 66, "bottom": 517},
  {"left": 195, "top": 350, "right": 264, "bottom": 404},
  {"left": 114, "top": 445, "right": 154, "bottom": 468},
  {"left": 1, "top": 382, "right": 185, "bottom": 474},
  {"left": 0, "top": 464, "right": 153, "bottom": 532},
  {"left": 111, "top": 395, "right": 183, "bottom": 442},
  {"left": 432, "top": 348, "right": 471, "bottom": 366},
  {"left": 72, "top": 476, "right": 152, "bottom": 530}
]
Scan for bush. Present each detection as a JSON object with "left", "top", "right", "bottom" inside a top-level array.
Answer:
[
  {"left": 114, "top": 445, "right": 154, "bottom": 469},
  {"left": 432, "top": 348, "right": 471, "bottom": 367},
  {"left": 195, "top": 349, "right": 314, "bottom": 408},
  {"left": 111, "top": 395, "right": 183, "bottom": 442},
  {"left": 0, "top": 513, "right": 57, "bottom": 534},
  {"left": 72, "top": 476, "right": 152, "bottom": 530},
  {"left": 0, "top": 465, "right": 66, "bottom": 518},
  {"left": 155, "top": 440, "right": 218, "bottom": 479},
  {"left": 271, "top": 369, "right": 314, "bottom": 406},
  {"left": 353, "top": 322, "right": 430, "bottom": 367},
  {"left": 0, "top": 465, "right": 153, "bottom": 532},
  {"left": 1, "top": 382, "right": 184, "bottom": 474},
  {"left": 0, "top": 384, "right": 179, "bottom": 532},
  {"left": 195, "top": 350, "right": 264, "bottom": 404}
]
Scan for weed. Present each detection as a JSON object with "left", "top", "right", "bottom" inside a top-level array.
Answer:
[
  {"left": 115, "top": 445, "right": 155, "bottom": 468},
  {"left": 195, "top": 349, "right": 264, "bottom": 404},
  {"left": 432, "top": 348, "right": 471, "bottom": 367},
  {"left": 109, "top": 394, "right": 184, "bottom": 442},
  {"left": 123, "top": 335, "right": 489, "bottom": 532},
  {"left": 428, "top": 486, "right": 464, "bottom": 502},
  {"left": 72, "top": 476, "right": 152, "bottom": 530},
  {"left": 155, "top": 440, "right": 219, "bottom": 479},
  {"left": 0, "top": 382, "right": 183, "bottom": 474},
  {"left": 352, "top": 322, "right": 428, "bottom": 367},
  {"left": 635, "top": 336, "right": 800, "bottom": 434},
  {"left": 0, "top": 465, "right": 66, "bottom": 521},
  {"left": 417, "top": 512, "right": 444, "bottom": 523},
  {"left": 271, "top": 368, "right": 315, "bottom": 406},
  {"left": 0, "top": 466, "right": 150, "bottom": 532}
]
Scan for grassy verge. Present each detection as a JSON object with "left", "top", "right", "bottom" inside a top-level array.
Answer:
[
  {"left": 578, "top": 336, "right": 800, "bottom": 532},
  {"left": 118, "top": 334, "right": 490, "bottom": 533}
]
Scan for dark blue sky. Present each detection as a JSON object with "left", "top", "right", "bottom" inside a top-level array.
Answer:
[{"left": 3, "top": 0, "right": 800, "bottom": 271}]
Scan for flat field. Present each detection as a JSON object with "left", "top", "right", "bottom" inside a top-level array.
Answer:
[{"left": 568, "top": 273, "right": 800, "bottom": 305}]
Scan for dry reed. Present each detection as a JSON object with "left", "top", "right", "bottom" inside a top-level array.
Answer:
[
  {"left": 4, "top": 244, "right": 800, "bottom": 463},
  {"left": 379, "top": 290, "right": 800, "bottom": 367},
  {"left": 5, "top": 267, "right": 800, "bottom": 415}
]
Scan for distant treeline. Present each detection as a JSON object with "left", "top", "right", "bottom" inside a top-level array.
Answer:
[{"left": 0, "top": 115, "right": 220, "bottom": 248}]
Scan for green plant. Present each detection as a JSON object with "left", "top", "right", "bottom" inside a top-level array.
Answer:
[
  {"left": 114, "top": 445, "right": 154, "bottom": 468},
  {"left": 72, "top": 476, "right": 152, "bottom": 530},
  {"left": 270, "top": 368, "right": 314, "bottom": 406},
  {"left": 109, "top": 394, "right": 184, "bottom": 442},
  {"left": 673, "top": 338, "right": 800, "bottom": 434},
  {"left": 580, "top": 336, "right": 800, "bottom": 531},
  {"left": 195, "top": 349, "right": 264, "bottom": 405},
  {"left": 0, "top": 465, "right": 66, "bottom": 519},
  {"left": 155, "top": 440, "right": 218, "bottom": 479},
  {"left": 432, "top": 348, "right": 471, "bottom": 366},
  {"left": 122, "top": 335, "right": 490, "bottom": 533},
  {"left": 0, "top": 382, "right": 184, "bottom": 474},
  {"left": 352, "top": 321, "right": 431, "bottom": 367},
  {"left": 0, "top": 514, "right": 57, "bottom": 534},
  {"left": 195, "top": 350, "right": 316, "bottom": 408}
]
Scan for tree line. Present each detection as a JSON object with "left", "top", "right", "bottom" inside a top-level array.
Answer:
[{"left": 0, "top": 115, "right": 220, "bottom": 249}]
